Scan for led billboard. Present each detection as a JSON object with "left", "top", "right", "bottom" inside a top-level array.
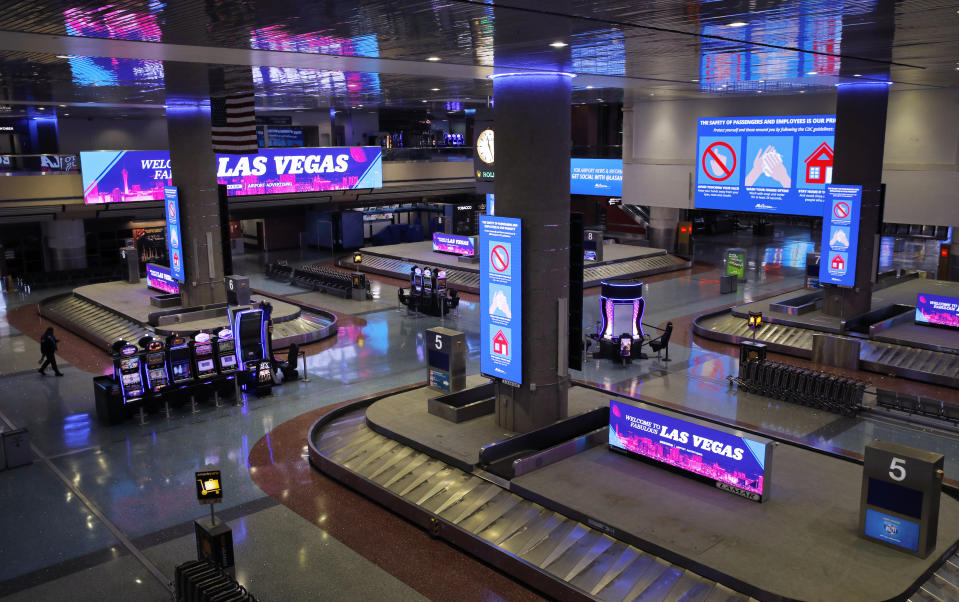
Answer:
[
  {"left": 915, "top": 294, "right": 959, "bottom": 329},
  {"left": 570, "top": 159, "right": 623, "bottom": 196}
]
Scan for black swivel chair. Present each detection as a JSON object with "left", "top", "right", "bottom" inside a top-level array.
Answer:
[{"left": 648, "top": 322, "right": 673, "bottom": 361}]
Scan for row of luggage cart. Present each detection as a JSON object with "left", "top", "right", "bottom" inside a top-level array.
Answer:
[
  {"left": 175, "top": 560, "right": 256, "bottom": 602},
  {"left": 734, "top": 358, "right": 866, "bottom": 416}
]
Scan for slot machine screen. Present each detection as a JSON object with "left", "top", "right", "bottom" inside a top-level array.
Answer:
[
  {"left": 149, "top": 368, "right": 166, "bottom": 381},
  {"left": 172, "top": 362, "right": 191, "bottom": 380},
  {"left": 147, "top": 352, "right": 165, "bottom": 366},
  {"left": 238, "top": 313, "right": 264, "bottom": 361},
  {"left": 613, "top": 305, "right": 637, "bottom": 340},
  {"left": 220, "top": 355, "right": 237, "bottom": 369},
  {"left": 197, "top": 359, "right": 215, "bottom": 372},
  {"left": 120, "top": 357, "right": 139, "bottom": 371},
  {"left": 219, "top": 340, "right": 235, "bottom": 353},
  {"left": 195, "top": 344, "right": 213, "bottom": 356},
  {"left": 413, "top": 271, "right": 423, "bottom": 291},
  {"left": 121, "top": 373, "right": 141, "bottom": 386}
]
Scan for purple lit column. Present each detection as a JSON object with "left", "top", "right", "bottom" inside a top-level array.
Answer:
[{"left": 492, "top": 71, "right": 572, "bottom": 432}]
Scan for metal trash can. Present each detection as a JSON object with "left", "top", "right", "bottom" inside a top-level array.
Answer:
[
  {"left": 2, "top": 428, "right": 31, "bottom": 469},
  {"left": 720, "top": 274, "right": 737, "bottom": 294}
]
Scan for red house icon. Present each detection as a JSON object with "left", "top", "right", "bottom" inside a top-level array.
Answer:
[
  {"left": 492, "top": 330, "right": 509, "bottom": 356},
  {"left": 804, "top": 142, "right": 834, "bottom": 184},
  {"left": 831, "top": 254, "right": 845, "bottom": 271}
]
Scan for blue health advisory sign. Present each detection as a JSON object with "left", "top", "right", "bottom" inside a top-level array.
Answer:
[
  {"left": 570, "top": 158, "right": 623, "bottom": 196},
  {"left": 609, "top": 399, "right": 772, "bottom": 501},
  {"left": 480, "top": 215, "right": 522, "bottom": 386},
  {"left": 818, "top": 185, "right": 862, "bottom": 287},
  {"left": 164, "top": 186, "right": 185, "bottom": 283},
  {"left": 864, "top": 509, "right": 920, "bottom": 552},
  {"left": 695, "top": 115, "right": 836, "bottom": 216}
]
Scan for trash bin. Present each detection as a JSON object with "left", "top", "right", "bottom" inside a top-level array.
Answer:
[
  {"left": 720, "top": 274, "right": 738, "bottom": 294},
  {"left": 3, "top": 429, "right": 31, "bottom": 469}
]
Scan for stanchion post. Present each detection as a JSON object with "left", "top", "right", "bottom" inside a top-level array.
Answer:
[
  {"left": 214, "top": 390, "right": 222, "bottom": 408},
  {"left": 137, "top": 406, "right": 148, "bottom": 426},
  {"left": 300, "top": 351, "right": 310, "bottom": 383},
  {"left": 190, "top": 394, "right": 200, "bottom": 414},
  {"left": 163, "top": 400, "right": 173, "bottom": 419}
]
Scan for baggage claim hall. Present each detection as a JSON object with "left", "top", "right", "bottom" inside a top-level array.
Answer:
[{"left": 1, "top": 1, "right": 959, "bottom": 601}]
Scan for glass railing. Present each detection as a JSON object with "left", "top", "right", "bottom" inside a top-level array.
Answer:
[
  {"left": 0, "top": 154, "right": 80, "bottom": 174},
  {"left": 380, "top": 146, "right": 474, "bottom": 162}
]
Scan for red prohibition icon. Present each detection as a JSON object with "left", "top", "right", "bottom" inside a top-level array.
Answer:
[
  {"left": 491, "top": 245, "right": 509, "bottom": 272},
  {"left": 702, "top": 141, "right": 737, "bottom": 182},
  {"left": 833, "top": 201, "right": 850, "bottom": 219}
]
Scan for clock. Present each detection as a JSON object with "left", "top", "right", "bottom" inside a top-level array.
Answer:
[{"left": 476, "top": 128, "right": 494, "bottom": 164}]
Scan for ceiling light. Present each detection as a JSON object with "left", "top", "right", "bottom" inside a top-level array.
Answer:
[
  {"left": 58, "top": 104, "right": 66, "bottom": 107},
  {"left": 56, "top": 55, "right": 72, "bottom": 59},
  {"left": 426, "top": 56, "right": 441, "bottom": 62},
  {"left": 756, "top": 90, "right": 763, "bottom": 93},
  {"left": 691, "top": 79, "right": 700, "bottom": 82},
  {"left": 853, "top": 73, "right": 862, "bottom": 77},
  {"left": 726, "top": 21, "right": 748, "bottom": 27},
  {"left": 799, "top": 90, "right": 806, "bottom": 94},
  {"left": 596, "top": 98, "right": 603, "bottom": 101},
  {"left": 422, "top": 99, "right": 428, "bottom": 102},
  {"left": 37, "top": 107, "right": 45, "bottom": 110},
  {"left": 549, "top": 41, "right": 568, "bottom": 48},
  {"left": 431, "top": 88, "right": 440, "bottom": 91},
  {"left": 806, "top": 71, "right": 818, "bottom": 75},
  {"left": 649, "top": 93, "right": 655, "bottom": 96},
  {"left": 585, "top": 85, "right": 594, "bottom": 89}
]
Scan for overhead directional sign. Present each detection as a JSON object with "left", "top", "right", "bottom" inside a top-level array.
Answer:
[
  {"left": 819, "top": 185, "right": 862, "bottom": 287},
  {"left": 164, "top": 186, "right": 185, "bottom": 283},
  {"left": 480, "top": 215, "right": 522, "bottom": 386}
]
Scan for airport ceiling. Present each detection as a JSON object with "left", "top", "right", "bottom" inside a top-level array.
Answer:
[{"left": 0, "top": 0, "right": 956, "bottom": 116}]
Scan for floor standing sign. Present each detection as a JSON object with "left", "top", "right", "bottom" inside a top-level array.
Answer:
[
  {"left": 819, "top": 185, "right": 862, "bottom": 287},
  {"left": 480, "top": 215, "right": 522, "bottom": 387},
  {"left": 164, "top": 186, "right": 185, "bottom": 283}
]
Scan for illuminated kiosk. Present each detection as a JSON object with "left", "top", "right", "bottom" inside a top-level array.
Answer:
[{"left": 595, "top": 277, "right": 647, "bottom": 360}]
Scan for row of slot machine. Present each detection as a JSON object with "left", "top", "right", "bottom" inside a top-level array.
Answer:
[
  {"left": 108, "top": 306, "right": 274, "bottom": 412},
  {"left": 400, "top": 266, "right": 460, "bottom": 316}
]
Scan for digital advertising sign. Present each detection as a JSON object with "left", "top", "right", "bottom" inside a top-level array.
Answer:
[
  {"left": 609, "top": 399, "right": 773, "bottom": 502},
  {"left": 432, "top": 233, "right": 476, "bottom": 257},
  {"left": 818, "top": 185, "right": 862, "bottom": 288},
  {"left": 915, "top": 294, "right": 959, "bottom": 329},
  {"left": 145, "top": 263, "right": 179, "bottom": 295},
  {"left": 570, "top": 159, "right": 623, "bottom": 196},
  {"left": 80, "top": 147, "right": 383, "bottom": 204},
  {"left": 694, "top": 115, "right": 836, "bottom": 216},
  {"left": 164, "top": 186, "right": 185, "bottom": 283},
  {"left": 480, "top": 215, "right": 522, "bottom": 387}
]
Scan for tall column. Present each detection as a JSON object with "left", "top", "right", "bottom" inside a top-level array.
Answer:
[
  {"left": 163, "top": 60, "right": 227, "bottom": 307},
  {"left": 493, "top": 72, "right": 572, "bottom": 432},
  {"left": 822, "top": 1, "right": 894, "bottom": 318},
  {"left": 648, "top": 207, "right": 680, "bottom": 252}
]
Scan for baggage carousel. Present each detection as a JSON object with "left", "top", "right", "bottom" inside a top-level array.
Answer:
[
  {"left": 39, "top": 280, "right": 337, "bottom": 353},
  {"left": 309, "top": 381, "right": 959, "bottom": 601},
  {"left": 693, "top": 278, "right": 959, "bottom": 389},
  {"left": 348, "top": 240, "right": 691, "bottom": 293}
]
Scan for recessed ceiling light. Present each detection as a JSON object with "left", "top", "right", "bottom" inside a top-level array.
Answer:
[
  {"left": 549, "top": 41, "right": 568, "bottom": 48},
  {"left": 426, "top": 56, "right": 441, "bottom": 62},
  {"left": 63, "top": 113, "right": 69, "bottom": 116},
  {"left": 691, "top": 79, "right": 700, "bottom": 82},
  {"left": 431, "top": 88, "right": 440, "bottom": 91},
  {"left": 585, "top": 85, "right": 594, "bottom": 89},
  {"left": 806, "top": 71, "right": 818, "bottom": 75},
  {"left": 853, "top": 73, "right": 862, "bottom": 77},
  {"left": 596, "top": 98, "right": 603, "bottom": 101},
  {"left": 756, "top": 90, "right": 763, "bottom": 93},
  {"left": 422, "top": 99, "right": 428, "bottom": 102},
  {"left": 799, "top": 90, "right": 806, "bottom": 94},
  {"left": 55, "top": 55, "right": 72, "bottom": 59},
  {"left": 37, "top": 107, "right": 45, "bottom": 110},
  {"left": 726, "top": 21, "right": 748, "bottom": 27},
  {"left": 649, "top": 93, "right": 655, "bottom": 96},
  {"left": 58, "top": 104, "right": 66, "bottom": 107}
]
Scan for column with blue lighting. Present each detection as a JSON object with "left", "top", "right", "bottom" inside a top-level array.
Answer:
[{"left": 491, "top": 70, "right": 573, "bottom": 432}]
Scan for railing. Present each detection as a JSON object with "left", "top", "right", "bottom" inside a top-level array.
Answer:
[
  {"left": 380, "top": 146, "right": 473, "bottom": 162},
  {"left": 0, "top": 154, "right": 79, "bottom": 174}
]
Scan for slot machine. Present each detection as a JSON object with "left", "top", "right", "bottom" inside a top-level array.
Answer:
[
  {"left": 142, "top": 338, "right": 170, "bottom": 391},
  {"left": 411, "top": 267, "right": 423, "bottom": 312},
  {"left": 192, "top": 332, "right": 217, "bottom": 379},
  {"left": 112, "top": 341, "right": 145, "bottom": 403},
  {"left": 436, "top": 270, "right": 447, "bottom": 297},
  {"left": 167, "top": 334, "right": 195, "bottom": 384},
  {"left": 232, "top": 307, "right": 274, "bottom": 394},
  {"left": 214, "top": 328, "right": 238, "bottom": 374},
  {"left": 423, "top": 268, "right": 433, "bottom": 296}
]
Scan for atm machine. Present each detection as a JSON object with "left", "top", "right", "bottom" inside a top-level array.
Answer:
[
  {"left": 214, "top": 328, "right": 238, "bottom": 374},
  {"left": 192, "top": 332, "right": 218, "bottom": 380},
  {"left": 112, "top": 341, "right": 145, "bottom": 404},
  {"left": 142, "top": 338, "right": 170, "bottom": 393}
]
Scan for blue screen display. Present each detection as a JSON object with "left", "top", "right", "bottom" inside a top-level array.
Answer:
[
  {"left": 164, "top": 187, "right": 185, "bottom": 283},
  {"left": 915, "top": 293, "right": 959, "bottom": 329},
  {"left": 609, "top": 400, "right": 770, "bottom": 501},
  {"left": 480, "top": 216, "right": 522, "bottom": 386},
  {"left": 818, "top": 186, "right": 862, "bottom": 287},
  {"left": 695, "top": 115, "right": 836, "bottom": 216},
  {"left": 571, "top": 159, "right": 623, "bottom": 196},
  {"left": 864, "top": 509, "right": 920, "bottom": 552}
]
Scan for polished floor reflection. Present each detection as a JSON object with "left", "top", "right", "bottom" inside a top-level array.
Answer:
[{"left": 0, "top": 226, "right": 955, "bottom": 601}]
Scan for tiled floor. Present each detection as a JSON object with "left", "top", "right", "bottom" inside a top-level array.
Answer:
[{"left": 0, "top": 227, "right": 955, "bottom": 601}]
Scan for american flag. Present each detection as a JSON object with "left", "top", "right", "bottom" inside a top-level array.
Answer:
[{"left": 210, "top": 66, "right": 257, "bottom": 154}]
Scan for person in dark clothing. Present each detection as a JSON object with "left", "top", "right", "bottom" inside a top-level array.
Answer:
[{"left": 39, "top": 327, "right": 63, "bottom": 376}]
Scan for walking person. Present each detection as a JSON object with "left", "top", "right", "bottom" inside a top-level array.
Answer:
[{"left": 38, "top": 327, "right": 63, "bottom": 376}]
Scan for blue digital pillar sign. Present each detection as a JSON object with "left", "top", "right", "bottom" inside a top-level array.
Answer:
[
  {"left": 164, "top": 186, "right": 185, "bottom": 283},
  {"left": 818, "top": 185, "right": 862, "bottom": 287},
  {"left": 480, "top": 215, "right": 522, "bottom": 386}
]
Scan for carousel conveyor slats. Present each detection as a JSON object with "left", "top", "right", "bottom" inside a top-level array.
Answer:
[
  {"left": 310, "top": 408, "right": 758, "bottom": 602},
  {"left": 40, "top": 294, "right": 153, "bottom": 351},
  {"left": 694, "top": 310, "right": 959, "bottom": 389}
]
